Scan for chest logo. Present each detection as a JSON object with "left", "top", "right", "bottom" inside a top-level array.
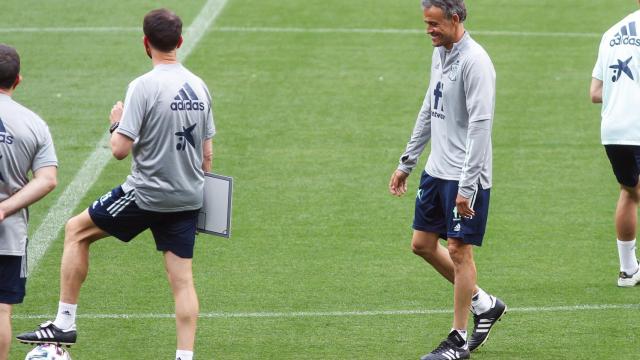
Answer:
[{"left": 448, "top": 60, "right": 460, "bottom": 81}]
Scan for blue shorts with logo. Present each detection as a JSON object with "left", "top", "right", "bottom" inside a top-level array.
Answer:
[
  {"left": 0, "top": 254, "right": 27, "bottom": 304},
  {"left": 88, "top": 186, "right": 199, "bottom": 259},
  {"left": 413, "top": 172, "right": 490, "bottom": 246}
]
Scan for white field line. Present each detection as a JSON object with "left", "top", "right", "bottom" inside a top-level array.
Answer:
[
  {"left": 0, "top": 26, "right": 601, "bottom": 38},
  {"left": 12, "top": 303, "right": 640, "bottom": 320},
  {"left": 26, "top": 0, "right": 229, "bottom": 276}
]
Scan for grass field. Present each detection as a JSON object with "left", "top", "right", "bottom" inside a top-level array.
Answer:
[{"left": 5, "top": 0, "right": 640, "bottom": 359}]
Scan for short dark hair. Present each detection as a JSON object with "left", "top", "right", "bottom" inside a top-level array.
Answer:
[
  {"left": 143, "top": 8, "right": 183, "bottom": 52},
  {"left": 422, "top": 0, "right": 467, "bottom": 22},
  {"left": 0, "top": 44, "right": 20, "bottom": 90}
]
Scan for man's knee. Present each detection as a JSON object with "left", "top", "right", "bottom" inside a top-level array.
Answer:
[
  {"left": 448, "top": 240, "right": 472, "bottom": 265},
  {"left": 411, "top": 233, "right": 438, "bottom": 258}
]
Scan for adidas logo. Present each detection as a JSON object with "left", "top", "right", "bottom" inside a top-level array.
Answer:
[
  {"left": 610, "top": 21, "right": 640, "bottom": 47},
  {"left": 171, "top": 83, "right": 206, "bottom": 111},
  {"left": 0, "top": 117, "right": 14, "bottom": 145}
]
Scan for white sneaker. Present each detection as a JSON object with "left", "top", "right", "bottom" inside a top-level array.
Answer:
[{"left": 618, "top": 266, "right": 640, "bottom": 287}]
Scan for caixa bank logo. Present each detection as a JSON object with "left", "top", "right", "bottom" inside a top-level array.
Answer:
[
  {"left": 171, "top": 83, "right": 206, "bottom": 111},
  {"left": 610, "top": 21, "right": 640, "bottom": 47}
]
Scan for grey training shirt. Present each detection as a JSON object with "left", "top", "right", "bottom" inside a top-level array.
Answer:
[
  {"left": 117, "top": 63, "right": 215, "bottom": 212},
  {"left": 0, "top": 94, "right": 58, "bottom": 256},
  {"left": 398, "top": 32, "right": 496, "bottom": 198}
]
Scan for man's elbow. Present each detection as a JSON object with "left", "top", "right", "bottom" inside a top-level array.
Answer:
[
  {"left": 43, "top": 175, "right": 57, "bottom": 193},
  {"left": 112, "top": 149, "right": 128, "bottom": 160}
]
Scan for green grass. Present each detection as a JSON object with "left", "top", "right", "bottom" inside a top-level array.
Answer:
[{"left": 5, "top": 0, "right": 640, "bottom": 358}]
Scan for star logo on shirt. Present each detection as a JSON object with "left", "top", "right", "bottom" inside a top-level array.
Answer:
[
  {"left": 175, "top": 123, "right": 197, "bottom": 151},
  {"left": 609, "top": 56, "right": 634, "bottom": 82}
]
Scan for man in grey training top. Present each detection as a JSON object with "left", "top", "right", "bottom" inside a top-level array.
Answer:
[
  {"left": 0, "top": 44, "right": 58, "bottom": 360},
  {"left": 388, "top": 1, "right": 505, "bottom": 359},
  {"left": 18, "top": 9, "right": 214, "bottom": 360}
]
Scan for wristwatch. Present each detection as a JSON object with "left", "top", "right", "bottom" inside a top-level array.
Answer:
[{"left": 109, "top": 121, "right": 120, "bottom": 134}]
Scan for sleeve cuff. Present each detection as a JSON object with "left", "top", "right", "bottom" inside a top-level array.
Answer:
[
  {"left": 458, "top": 185, "right": 476, "bottom": 199},
  {"left": 397, "top": 164, "right": 413, "bottom": 174}
]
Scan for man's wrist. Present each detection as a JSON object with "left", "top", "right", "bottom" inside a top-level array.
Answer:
[{"left": 109, "top": 121, "right": 120, "bottom": 134}]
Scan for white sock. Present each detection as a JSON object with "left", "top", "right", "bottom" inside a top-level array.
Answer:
[
  {"left": 617, "top": 239, "right": 639, "bottom": 274},
  {"left": 450, "top": 328, "right": 467, "bottom": 341},
  {"left": 471, "top": 287, "right": 492, "bottom": 315},
  {"left": 52, "top": 302, "right": 77, "bottom": 330},
  {"left": 176, "top": 350, "right": 193, "bottom": 360}
]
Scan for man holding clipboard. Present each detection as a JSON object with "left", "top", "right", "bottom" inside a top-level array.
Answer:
[{"left": 18, "top": 9, "right": 215, "bottom": 360}]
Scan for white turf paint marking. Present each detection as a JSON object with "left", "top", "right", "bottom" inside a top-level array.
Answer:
[
  {"left": 0, "top": 26, "right": 601, "bottom": 38},
  {"left": 26, "top": 0, "right": 229, "bottom": 276},
  {"left": 12, "top": 303, "right": 640, "bottom": 320}
]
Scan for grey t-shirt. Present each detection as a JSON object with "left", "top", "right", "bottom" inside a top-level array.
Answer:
[
  {"left": 0, "top": 94, "right": 58, "bottom": 256},
  {"left": 117, "top": 63, "right": 215, "bottom": 212},
  {"left": 398, "top": 32, "right": 496, "bottom": 198}
]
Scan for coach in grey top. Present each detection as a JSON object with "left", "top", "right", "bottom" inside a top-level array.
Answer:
[
  {"left": 0, "top": 44, "right": 57, "bottom": 360},
  {"left": 17, "top": 9, "right": 214, "bottom": 360},
  {"left": 389, "top": 1, "right": 506, "bottom": 359}
]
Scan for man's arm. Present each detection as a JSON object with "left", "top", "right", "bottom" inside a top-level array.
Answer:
[
  {"left": 109, "top": 101, "right": 134, "bottom": 160},
  {"left": 457, "top": 54, "right": 496, "bottom": 217},
  {"left": 202, "top": 138, "right": 213, "bottom": 172},
  {"left": 0, "top": 166, "right": 57, "bottom": 222},
  {"left": 389, "top": 91, "right": 432, "bottom": 196},
  {"left": 590, "top": 78, "right": 603, "bottom": 103}
]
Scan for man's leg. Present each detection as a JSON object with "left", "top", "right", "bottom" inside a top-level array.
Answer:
[
  {"left": 0, "top": 304, "right": 11, "bottom": 360},
  {"left": 447, "top": 238, "right": 476, "bottom": 331},
  {"left": 616, "top": 185, "right": 640, "bottom": 241},
  {"left": 16, "top": 209, "right": 107, "bottom": 345},
  {"left": 164, "top": 251, "right": 198, "bottom": 355},
  {"left": 616, "top": 184, "right": 640, "bottom": 286},
  {"left": 59, "top": 209, "right": 108, "bottom": 304},
  {"left": 411, "top": 230, "right": 455, "bottom": 283}
]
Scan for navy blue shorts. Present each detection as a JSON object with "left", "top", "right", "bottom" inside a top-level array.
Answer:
[
  {"left": 413, "top": 172, "right": 490, "bottom": 246},
  {"left": 88, "top": 186, "right": 199, "bottom": 259},
  {"left": 605, "top": 145, "right": 640, "bottom": 188},
  {"left": 0, "top": 254, "right": 27, "bottom": 304}
]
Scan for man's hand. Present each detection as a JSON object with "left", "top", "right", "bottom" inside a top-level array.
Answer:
[
  {"left": 389, "top": 169, "right": 409, "bottom": 196},
  {"left": 110, "top": 101, "right": 123, "bottom": 125},
  {"left": 456, "top": 194, "right": 475, "bottom": 218}
]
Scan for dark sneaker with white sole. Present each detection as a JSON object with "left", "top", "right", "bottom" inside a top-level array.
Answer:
[
  {"left": 468, "top": 296, "right": 507, "bottom": 352},
  {"left": 16, "top": 321, "right": 77, "bottom": 347},
  {"left": 420, "top": 330, "right": 470, "bottom": 360}
]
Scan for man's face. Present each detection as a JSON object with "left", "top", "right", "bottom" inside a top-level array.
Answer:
[{"left": 423, "top": 6, "right": 459, "bottom": 48}]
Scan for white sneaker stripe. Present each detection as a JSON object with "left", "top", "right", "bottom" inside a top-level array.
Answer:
[
  {"left": 476, "top": 329, "right": 489, "bottom": 333},
  {"left": 479, "top": 319, "right": 494, "bottom": 323}
]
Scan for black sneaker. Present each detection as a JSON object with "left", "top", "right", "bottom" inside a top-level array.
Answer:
[
  {"left": 16, "top": 321, "right": 77, "bottom": 347},
  {"left": 420, "top": 330, "right": 470, "bottom": 360},
  {"left": 468, "top": 296, "right": 506, "bottom": 352}
]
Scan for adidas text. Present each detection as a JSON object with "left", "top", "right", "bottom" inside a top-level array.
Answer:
[{"left": 170, "top": 100, "right": 206, "bottom": 111}]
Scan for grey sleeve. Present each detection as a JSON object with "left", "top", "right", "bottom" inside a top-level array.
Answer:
[
  {"left": 397, "top": 90, "right": 432, "bottom": 174},
  {"left": 32, "top": 122, "right": 58, "bottom": 171},
  {"left": 458, "top": 119, "right": 490, "bottom": 198},
  {"left": 463, "top": 54, "right": 495, "bottom": 123},
  {"left": 203, "top": 85, "right": 216, "bottom": 139},
  {"left": 592, "top": 35, "right": 605, "bottom": 80},
  {"left": 117, "top": 79, "right": 146, "bottom": 140}
]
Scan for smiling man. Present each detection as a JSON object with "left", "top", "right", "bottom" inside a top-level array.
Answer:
[{"left": 388, "top": 1, "right": 505, "bottom": 359}]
